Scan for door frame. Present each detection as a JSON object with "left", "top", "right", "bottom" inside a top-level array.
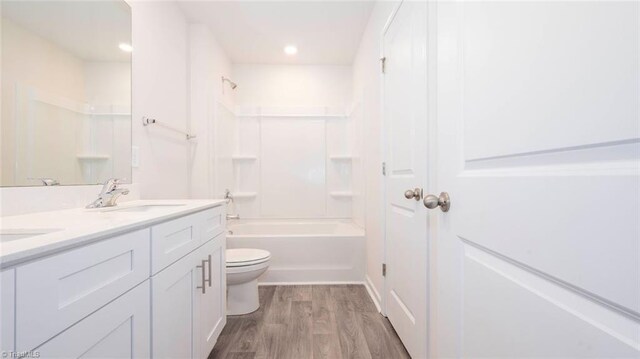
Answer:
[
  {"left": 380, "top": 1, "right": 439, "bottom": 357},
  {"left": 379, "top": 0, "right": 403, "bottom": 318}
]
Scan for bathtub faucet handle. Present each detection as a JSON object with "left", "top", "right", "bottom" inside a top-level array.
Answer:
[{"left": 224, "top": 189, "right": 233, "bottom": 203}]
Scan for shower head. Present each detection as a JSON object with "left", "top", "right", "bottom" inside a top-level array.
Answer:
[{"left": 222, "top": 76, "right": 238, "bottom": 90}]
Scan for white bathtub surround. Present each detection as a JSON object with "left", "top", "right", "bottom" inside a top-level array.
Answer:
[
  {"left": 229, "top": 106, "right": 355, "bottom": 219},
  {"left": 0, "top": 199, "right": 224, "bottom": 267},
  {"left": 227, "top": 219, "right": 364, "bottom": 284},
  {"left": 229, "top": 64, "right": 357, "bottom": 220}
]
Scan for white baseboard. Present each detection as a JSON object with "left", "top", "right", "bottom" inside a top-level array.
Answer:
[{"left": 364, "top": 275, "right": 383, "bottom": 313}]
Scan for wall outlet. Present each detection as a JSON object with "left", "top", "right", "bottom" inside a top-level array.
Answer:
[{"left": 131, "top": 146, "right": 140, "bottom": 168}]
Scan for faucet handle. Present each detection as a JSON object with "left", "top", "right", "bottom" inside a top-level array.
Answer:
[
  {"left": 100, "top": 178, "right": 126, "bottom": 194},
  {"left": 28, "top": 177, "right": 59, "bottom": 186},
  {"left": 224, "top": 189, "right": 234, "bottom": 203}
]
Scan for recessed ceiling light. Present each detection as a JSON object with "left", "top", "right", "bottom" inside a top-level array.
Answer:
[
  {"left": 284, "top": 45, "right": 298, "bottom": 55},
  {"left": 119, "top": 43, "right": 133, "bottom": 52}
]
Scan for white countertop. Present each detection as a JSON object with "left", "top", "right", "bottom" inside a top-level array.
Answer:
[{"left": 0, "top": 199, "right": 226, "bottom": 268}]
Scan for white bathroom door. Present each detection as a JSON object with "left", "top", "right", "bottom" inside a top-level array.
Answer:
[
  {"left": 432, "top": 2, "right": 640, "bottom": 357},
  {"left": 382, "top": 2, "right": 430, "bottom": 358}
]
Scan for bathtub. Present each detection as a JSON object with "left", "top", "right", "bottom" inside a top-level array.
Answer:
[{"left": 227, "top": 219, "right": 365, "bottom": 284}]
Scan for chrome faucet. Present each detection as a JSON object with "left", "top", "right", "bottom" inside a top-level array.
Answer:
[
  {"left": 226, "top": 214, "right": 240, "bottom": 220},
  {"left": 86, "top": 178, "right": 130, "bottom": 208}
]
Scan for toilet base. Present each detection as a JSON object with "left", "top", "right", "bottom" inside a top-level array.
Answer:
[{"left": 227, "top": 279, "right": 260, "bottom": 315}]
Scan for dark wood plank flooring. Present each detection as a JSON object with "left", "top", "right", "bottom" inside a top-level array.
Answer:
[{"left": 209, "top": 285, "right": 411, "bottom": 359}]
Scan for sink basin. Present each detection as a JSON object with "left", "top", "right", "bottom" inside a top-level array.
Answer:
[
  {"left": 100, "top": 204, "right": 186, "bottom": 213},
  {"left": 0, "top": 228, "right": 62, "bottom": 243}
]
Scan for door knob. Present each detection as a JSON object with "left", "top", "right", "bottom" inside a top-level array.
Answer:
[
  {"left": 404, "top": 188, "right": 423, "bottom": 201},
  {"left": 423, "top": 192, "right": 451, "bottom": 212}
]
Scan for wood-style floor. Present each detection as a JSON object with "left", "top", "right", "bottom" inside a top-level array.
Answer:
[{"left": 209, "top": 285, "right": 411, "bottom": 359}]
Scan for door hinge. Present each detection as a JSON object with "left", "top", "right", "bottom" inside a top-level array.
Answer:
[
  {"left": 382, "top": 263, "right": 387, "bottom": 277},
  {"left": 380, "top": 57, "right": 386, "bottom": 74},
  {"left": 382, "top": 162, "right": 386, "bottom": 176}
]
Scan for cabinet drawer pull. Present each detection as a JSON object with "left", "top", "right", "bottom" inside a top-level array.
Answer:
[
  {"left": 196, "top": 260, "right": 206, "bottom": 294},
  {"left": 207, "top": 254, "right": 212, "bottom": 287}
]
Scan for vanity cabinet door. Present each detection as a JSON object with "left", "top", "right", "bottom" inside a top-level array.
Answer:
[
  {"left": 151, "top": 249, "right": 202, "bottom": 359},
  {"left": 151, "top": 234, "right": 227, "bottom": 359},
  {"left": 35, "top": 280, "right": 150, "bottom": 358},
  {"left": 1, "top": 269, "right": 15, "bottom": 354},
  {"left": 197, "top": 234, "right": 226, "bottom": 357}
]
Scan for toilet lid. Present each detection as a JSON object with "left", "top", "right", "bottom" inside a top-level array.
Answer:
[{"left": 226, "top": 248, "right": 271, "bottom": 267}]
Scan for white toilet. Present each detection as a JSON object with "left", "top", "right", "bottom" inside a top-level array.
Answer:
[{"left": 226, "top": 248, "right": 271, "bottom": 315}]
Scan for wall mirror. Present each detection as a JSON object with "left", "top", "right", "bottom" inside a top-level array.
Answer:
[{"left": 1, "top": 0, "right": 132, "bottom": 186}]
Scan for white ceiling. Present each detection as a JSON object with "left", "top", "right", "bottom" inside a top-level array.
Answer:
[
  {"left": 2, "top": 1, "right": 131, "bottom": 62},
  {"left": 178, "top": 1, "right": 375, "bottom": 65}
]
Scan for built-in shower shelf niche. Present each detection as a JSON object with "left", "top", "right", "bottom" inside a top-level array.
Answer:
[
  {"left": 330, "top": 191, "right": 354, "bottom": 198},
  {"left": 233, "top": 192, "right": 258, "bottom": 199},
  {"left": 231, "top": 155, "right": 257, "bottom": 161},
  {"left": 76, "top": 154, "right": 110, "bottom": 161}
]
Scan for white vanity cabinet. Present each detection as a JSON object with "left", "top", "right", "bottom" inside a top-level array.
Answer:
[
  {"left": 152, "top": 247, "right": 203, "bottom": 359},
  {"left": 0, "top": 202, "right": 227, "bottom": 359},
  {"left": 1, "top": 269, "right": 15, "bottom": 354},
  {"left": 35, "top": 281, "right": 151, "bottom": 358},
  {"left": 15, "top": 229, "right": 151, "bottom": 351},
  {"left": 151, "top": 209, "right": 226, "bottom": 359},
  {"left": 197, "top": 234, "right": 226, "bottom": 357}
]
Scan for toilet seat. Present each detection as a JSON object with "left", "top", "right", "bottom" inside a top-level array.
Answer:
[
  {"left": 226, "top": 248, "right": 270, "bottom": 268},
  {"left": 226, "top": 260, "right": 270, "bottom": 274}
]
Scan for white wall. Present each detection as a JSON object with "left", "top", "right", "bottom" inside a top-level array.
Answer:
[
  {"left": 233, "top": 64, "right": 351, "bottom": 111},
  {"left": 350, "top": 100, "right": 365, "bottom": 227},
  {"left": 352, "top": 1, "right": 399, "bottom": 306},
  {"left": 130, "top": 1, "right": 189, "bottom": 199},
  {"left": 84, "top": 62, "right": 131, "bottom": 108},
  {"left": 188, "top": 24, "right": 235, "bottom": 200}
]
